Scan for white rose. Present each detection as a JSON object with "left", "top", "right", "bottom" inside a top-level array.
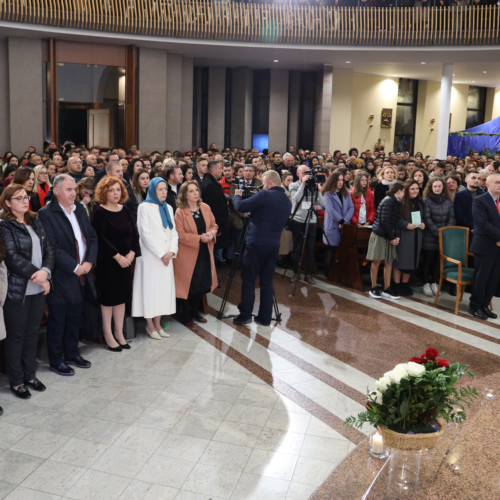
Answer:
[
  {"left": 407, "top": 361, "right": 426, "bottom": 377},
  {"left": 389, "top": 364, "right": 409, "bottom": 384},
  {"left": 375, "top": 375, "right": 392, "bottom": 392},
  {"left": 373, "top": 390, "right": 383, "bottom": 405}
]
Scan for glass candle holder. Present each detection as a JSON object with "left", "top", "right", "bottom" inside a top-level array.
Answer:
[
  {"left": 369, "top": 431, "right": 389, "bottom": 459},
  {"left": 483, "top": 387, "right": 496, "bottom": 400}
]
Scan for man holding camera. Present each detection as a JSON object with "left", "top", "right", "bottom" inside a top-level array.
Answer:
[
  {"left": 289, "top": 165, "right": 325, "bottom": 285},
  {"left": 232, "top": 171, "right": 291, "bottom": 326}
]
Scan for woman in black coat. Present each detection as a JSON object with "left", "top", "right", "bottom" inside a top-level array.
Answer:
[
  {"left": 366, "top": 182, "right": 405, "bottom": 299},
  {"left": 421, "top": 178, "right": 455, "bottom": 296},
  {"left": 0, "top": 184, "right": 54, "bottom": 399}
]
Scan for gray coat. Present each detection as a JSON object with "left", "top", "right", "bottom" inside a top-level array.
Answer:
[
  {"left": 423, "top": 195, "right": 455, "bottom": 251},
  {"left": 0, "top": 261, "right": 7, "bottom": 341}
]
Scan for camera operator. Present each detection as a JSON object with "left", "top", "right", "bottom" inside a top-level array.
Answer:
[
  {"left": 232, "top": 171, "right": 291, "bottom": 326},
  {"left": 289, "top": 165, "right": 325, "bottom": 285}
]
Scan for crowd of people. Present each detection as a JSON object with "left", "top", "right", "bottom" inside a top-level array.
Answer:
[{"left": 0, "top": 140, "right": 499, "bottom": 415}]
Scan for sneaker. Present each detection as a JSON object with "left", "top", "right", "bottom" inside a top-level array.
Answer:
[
  {"left": 381, "top": 287, "right": 400, "bottom": 300},
  {"left": 422, "top": 283, "right": 433, "bottom": 297},
  {"left": 430, "top": 283, "right": 439, "bottom": 295},
  {"left": 369, "top": 286, "right": 382, "bottom": 299},
  {"left": 399, "top": 283, "right": 413, "bottom": 297}
]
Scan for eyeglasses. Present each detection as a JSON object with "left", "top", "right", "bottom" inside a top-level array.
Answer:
[{"left": 11, "top": 196, "right": 30, "bottom": 202}]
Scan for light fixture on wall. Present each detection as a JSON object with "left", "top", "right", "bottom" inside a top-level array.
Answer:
[
  {"left": 368, "top": 114, "right": 374, "bottom": 127},
  {"left": 430, "top": 118, "right": 436, "bottom": 132}
]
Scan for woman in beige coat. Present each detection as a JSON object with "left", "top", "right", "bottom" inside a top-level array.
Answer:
[{"left": 174, "top": 181, "right": 218, "bottom": 327}]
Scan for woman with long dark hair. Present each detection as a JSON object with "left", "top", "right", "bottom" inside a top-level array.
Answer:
[
  {"left": 421, "top": 178, "right": 454, "bottom": 296},
  {"left": 350, "top": 172, "right": 376, "bottom": 226},
  {"left": 12, "top": 167, "right": 41, "bottom": 212},
  {"left": 392, "top": 179, "right": 425, "bottom": 296},
  {"left": 0, "top": 184, "right": 54, "bottom": 398},
  {"left": 321, "top": 171, "right": 354, "bottom": 273},
  {"left": 131, "top": 168, "right": 150, "bottom": 204}
]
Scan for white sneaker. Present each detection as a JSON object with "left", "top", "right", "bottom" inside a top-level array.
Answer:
[
  {"left": 430, "top": 283, "right": 439, "bottom": 296},
  {"left": 422, "top": 283, "right": 433, "bottom": 297}
]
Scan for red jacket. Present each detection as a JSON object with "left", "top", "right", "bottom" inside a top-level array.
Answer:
[
  {"left": 350, "top": 188, "right": 376, "bottom": 225},
  {"left": 219, "top": 177, "right": 232, "bottom": 196}
]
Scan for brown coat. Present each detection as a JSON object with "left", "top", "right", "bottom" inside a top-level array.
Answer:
[{"left": 174, "top": 202, "right": 218, "bottom": 300}]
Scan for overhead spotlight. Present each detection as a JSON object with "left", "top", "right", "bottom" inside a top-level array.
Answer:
[
  {"left": 345, "top": 61, "right": 351, "bottom": 64},
  {"left": 452, "top": 73, "right": 455, "bottom": 76},
  {"left": 273, "top": 59, "right": 279, "bottom": 63},
  {"left": 420, "top": 61, "right": 426, "bottom": 65},
  {"left": 472, "top": 80, "right": 476, "bottom": 83},
  {"left": 483, "top": 71, "right": 487, "bottom": 74}
]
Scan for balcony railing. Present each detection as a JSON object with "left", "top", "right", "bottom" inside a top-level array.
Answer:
[{"left": 1, "top": 0, "right": 499, "bottom": 46}]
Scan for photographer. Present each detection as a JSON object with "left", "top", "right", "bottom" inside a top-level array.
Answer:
[
  {"left": 289, "top": 165, "right": 325, "bottom": 285},
  {"left": 232, "top": 171, "right": 291, "bottom": 326}
]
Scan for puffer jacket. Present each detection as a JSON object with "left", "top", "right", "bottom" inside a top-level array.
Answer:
[
  {"left": 423, "top": 194, "right": 455, "bottom": 251},
  {"left": 0, "top": 216, "right": 55, "bottom": 301},
  {"left": 372, "top": 195, "right": 402, "bottom": 241}
]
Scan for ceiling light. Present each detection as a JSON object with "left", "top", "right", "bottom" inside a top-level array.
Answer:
[
  {"left": 345, "top": 61, "right": 351, "bottom": 64},
  {"left": 420, "top": 61, "right": 426, "bottom": 65},
  {"left": 483, "top": 71, "right": 487, "bottom": 74},
  {"left": 452, "top": 73, "right": 455, "bottom": 76},
  {"left": 273, "top": 59, "right": 279, "bottom": 63},
  {"left": 472, "top": 80, "right": 476, "bottom": 83}
]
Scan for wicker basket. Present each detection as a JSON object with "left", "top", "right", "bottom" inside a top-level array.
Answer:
[{"left": 380, "top": 423, "right": 444, "bottom": 450}]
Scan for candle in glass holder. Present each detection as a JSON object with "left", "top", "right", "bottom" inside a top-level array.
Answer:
[
  {"left": 371, "top": 431, "right": 384, "bottom": 454},
  {"left": 484, "top": 387, "right": 496, "bottom": 400}
]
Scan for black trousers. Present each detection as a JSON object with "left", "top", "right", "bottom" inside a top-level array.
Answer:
[
  {"left": 3, "top": 293, "right": 46, "bottom": 386},
  {"left": 423, "top": 249, "right": 440, "bottom": 284},
  {"left": 47, "top": 294, "right": 84, "bottom": 367},
  {"left": 239, "top": 243, "right": 279, "bottom": 323},
  {"left": 291, "top": 220, "right": 317, "bottom": 275},
  {"left": 178, "top": 293, "right": 203, "bottom": 322},
  {"left": 470, "top": 253, "right": 500, "bottom": 309}
]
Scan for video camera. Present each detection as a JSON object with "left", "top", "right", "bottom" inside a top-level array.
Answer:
[
  {"left": 232, "top": 177, "right": 263, "bottom": 199},
  {"left": 305, "top": 167, "right": 327, "bottom": 189}
]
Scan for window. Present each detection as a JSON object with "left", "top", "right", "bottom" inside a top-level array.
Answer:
[
  {"left": 394, "top": 79, "right": 418, "bottom": 154},
  {"left": 466, "top": 86, "right": 486, "bottom": 129}
]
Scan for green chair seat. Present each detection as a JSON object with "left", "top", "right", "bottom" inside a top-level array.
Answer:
[{"left": 443, "top": 267, "right": 474, "bottom": 282}]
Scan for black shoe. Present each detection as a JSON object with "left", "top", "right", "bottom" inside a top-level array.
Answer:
[
  {"left": 449, "top": 286, "right": 457, "bottom": 297},
  {"left": 24, "top": 378, "right": 46, "bottom": 392},
  {"left": 65, "top": 355, "right": 91, "bottom": 368},
  {"left": 233, "top": 315, "right": 251, "bottom": 325},
  {"left": 106, "top": 343, "right": 123, "bottom": 352},
  {"left": 254, "top": 316, "right": 271, "bottom": 326},
  {"left": 482, "top": 307, "right": 497, "bottom": 319},
  {"left": 469, "top": 307, "right": 488, "bottom": 320},
  {"left": 10, "top": 384, "right": 31, "bottom": 399},
  {"left": 0, "top": 406, "right": 3, "bottom": 416},
  {"left": 119, "top": 342, "right": 131, "bottom": 350},
  {"left": 50, "top": 362, "right": 75, "bottom": 376}
]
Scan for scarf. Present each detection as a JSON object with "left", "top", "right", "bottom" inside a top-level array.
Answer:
[{"left": 144, "top": 178, "right": 173, "bottom": 229}]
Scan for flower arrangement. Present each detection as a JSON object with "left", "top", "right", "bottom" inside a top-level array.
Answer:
[{"left": 345, "top": 348, "right": 478, "bottom": 434}]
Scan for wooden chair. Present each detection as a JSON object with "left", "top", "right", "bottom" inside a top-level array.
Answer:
[{"left": 434, "top": 226, "right": 474, "bottom": 315}]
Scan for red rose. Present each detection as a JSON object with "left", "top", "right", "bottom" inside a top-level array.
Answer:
[
  {"left": 437, "top": 358, "right": 449, "bottom": 368},
  {"left": 366, "top": 401, "right": 373, "bottom": 410},
  {"left": 409, "top": 357, "right": 422, "bottom": 363},
  {"left": 425, "top": 348, "right": 439, "bottom": 360}
]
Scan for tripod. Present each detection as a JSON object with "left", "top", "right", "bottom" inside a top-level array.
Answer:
[
  {"left": 217, "top": 215, "right": 281, "bottom": 322},
  {"left": 284, "top": 184, "right": 331, "bottom": 296}
]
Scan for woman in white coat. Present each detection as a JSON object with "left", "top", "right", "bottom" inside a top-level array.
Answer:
[{"left": 132, "top": 178, "right": 178, "bottom": 339}]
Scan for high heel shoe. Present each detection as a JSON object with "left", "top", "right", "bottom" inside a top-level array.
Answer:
[
  {"left": 119, "top": 342, "right": 131, "bottom": 349},
  {"left": 106, "top": 343, "right": 122, "bottom": 352}
]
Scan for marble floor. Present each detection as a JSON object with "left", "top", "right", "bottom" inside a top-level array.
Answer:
[{"left": 0, "top": 267, "right": 498, "bottom": 499}]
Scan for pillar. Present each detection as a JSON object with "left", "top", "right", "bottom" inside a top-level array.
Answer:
[
  {"left": 207, "top": 67, "right": 226, "bottom": 149},
  {"left": 436, "top": 64, "right": 453, "bottom": 159},
  {"left": 314, "top": 65, "right": 333, "bottom": 153},
  {"left": 288, "top": 71, "right": 301, "bottom": 150},
  {"left": 181, "top": 57, "right": 194, "bottom": 152},
  {"left": 231, "top": 68, "right": 253, "bottom": 149},
  {"left": 330, "top": 71, "right": 353, "bottom": 153},
  {"left": 269, "top": 69, "right": 289, "bottom": 153},
  {"left": 166, "top": 53, "right": 183, "bottom": 151}
]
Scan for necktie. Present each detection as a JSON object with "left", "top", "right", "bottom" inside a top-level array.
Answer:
[{"left": 496, "top": 198, "right": 500, "bottom": 216}]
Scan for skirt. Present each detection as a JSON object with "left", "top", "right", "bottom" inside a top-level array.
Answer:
[{"left": 366, "top": 232, "right": 397, "bottom": 263}]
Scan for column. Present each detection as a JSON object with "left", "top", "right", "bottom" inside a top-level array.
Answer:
[
  {"left": 436, "top": 64, "right": 453, "bottom": 159},
  {"left": 207, "top": 67, "right": 226, "bottom": 149},
  {"left": 8, "top": 37, "right": 43, "bottom": 153},
  {"left": 269, "top": 69, "right": 289, "bottom": 153},
  {"left": 330, "top": 71, "right": 353, "bottom": 153},
  {"left": 287, "top": 71, "right": 301, "bottom": 150},
  {"left": 166, "top": 53, "right": 183, "bottom": 151},
  {"left": 0, "top": 39, "right": 10, "bottom": 150},
  {"left": 181, "top": 57, "right": 194, "bottom": 152},
  {"left": 314, "top": 65, "right": 333, "bottom": 153},
  {"left": 231, "top": 68, "right": 253, "bottom": 149},
  {"left": 138, "top": 48, "right": 167, "bottom": 152}
]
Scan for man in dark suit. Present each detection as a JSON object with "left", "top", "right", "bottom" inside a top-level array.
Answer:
[
  {"left": 201, "top": 160, "right": 230, "bottom": 263},
  {"left": 453, "top": 170, "right": 480, "bottom": 230},
  {"left": 164, "top": 165, "right": 184, "bottom": 213},
  {"left": 232, "top": 170, "right": 292, "bottom": 326},
  {"left": 39, "top": 174, "right": 98, "bottom": 375},
  {"left": 469, "top": 173, "right": 500, "bottom": 320}
]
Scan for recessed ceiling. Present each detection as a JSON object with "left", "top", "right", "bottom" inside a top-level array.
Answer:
[{"left": 1, "top": 21, "right": 499, "bottom": 87}]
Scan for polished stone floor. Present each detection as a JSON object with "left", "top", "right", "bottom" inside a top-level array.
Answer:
[{"left": 0, "top": 267, "right": 498, "bottom": 499}]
